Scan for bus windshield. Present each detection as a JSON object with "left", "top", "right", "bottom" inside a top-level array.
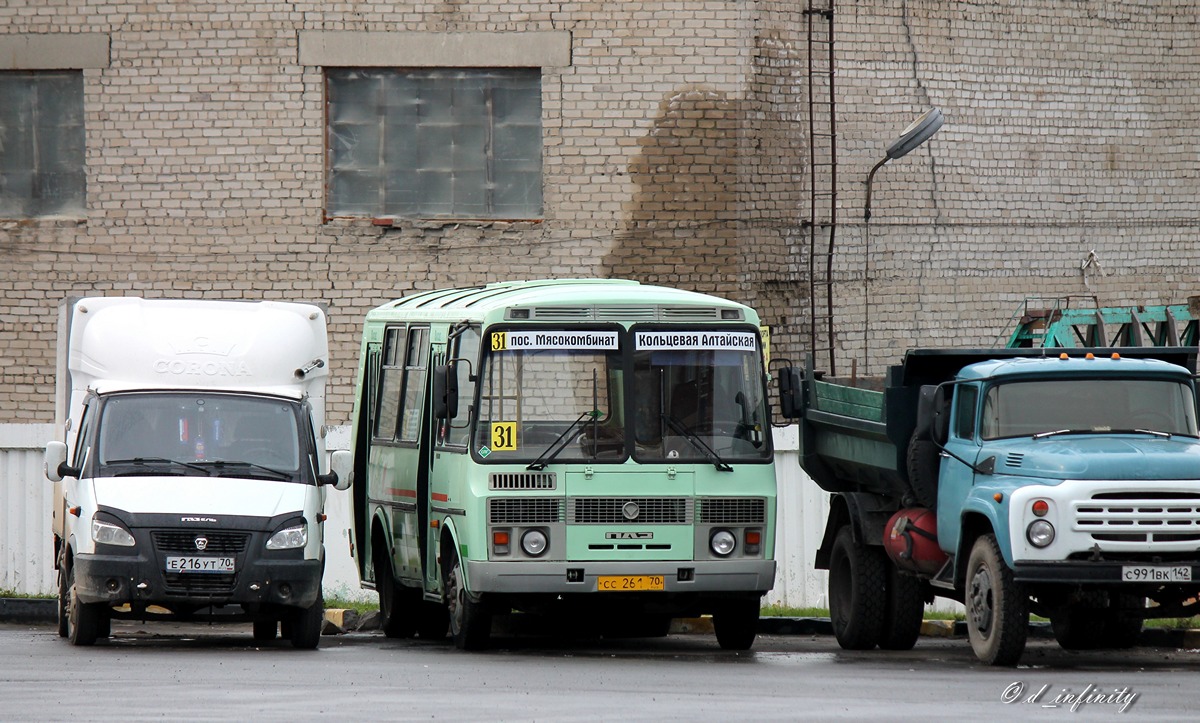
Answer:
[
  {"left": 631, "top": 329, "right": 770, "bottom": 464},
  {"left": 475, "top": 330, "right": 625, "bottom": 463},
  {"left": 471, "top": 327, "right": 770, "bottom": 464}
]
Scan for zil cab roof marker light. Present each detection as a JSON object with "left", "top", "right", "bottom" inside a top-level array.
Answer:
[
  {"left": 1059, "top": 353, "right": 1069, "bottom": 360},
  {"left": 1086, "top": 353, "right": 1095, "bottom": 360}
]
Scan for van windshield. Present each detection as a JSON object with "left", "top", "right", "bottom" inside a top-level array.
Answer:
[{"left": 97, "top": 393, "right": 305, "bottom": 481}]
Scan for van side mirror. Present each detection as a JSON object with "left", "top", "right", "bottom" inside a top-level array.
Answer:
[
  {"left": 778, "top": 367, "right": 803, "bottom": 419},
  {"left": 433, "top": 363, "right": 459, "bottom": 420},
  {"left": 45, "top": 441, "right": 76, "bottom": 482},
  {"left": 321, "top": 449, "right": 352, "bottom": 490}
]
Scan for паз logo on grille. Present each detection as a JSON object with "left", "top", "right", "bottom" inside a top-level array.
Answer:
[{"left": 622, "top": 501, "right": 640, "bottom": 521}]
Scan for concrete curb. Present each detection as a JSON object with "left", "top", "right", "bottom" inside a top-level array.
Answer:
[
  {"left": 5, "top": 601, "right": 1198, "bottom": 649},
  {"left": 0, "top": 598, "right": 56, "bottom": 623}
]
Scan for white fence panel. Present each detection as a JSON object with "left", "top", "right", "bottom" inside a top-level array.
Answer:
[
  {"left": 1, "top": 424, "right": 57, "bottom": 595},
  {"left": 1, "top": 424, "right": 958, "bottom": 613}
]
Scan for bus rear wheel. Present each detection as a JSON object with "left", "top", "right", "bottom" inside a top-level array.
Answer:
[
  {"left": 444, "top": 551, "right": 491, "bottom": 650},
  {"left": 374, "top": 538, "right": 416, "bottom": 639},
  {"left": 713, "top": 597, "right": 759, "bottom": 650}
]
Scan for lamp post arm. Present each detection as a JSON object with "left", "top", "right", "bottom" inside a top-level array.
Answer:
[{"left": 863, "top": 156, "right": 889, "bottom": 222}]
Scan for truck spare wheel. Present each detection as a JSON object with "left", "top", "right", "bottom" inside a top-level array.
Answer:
[{"left": 884, "top": 508, "right": 947, "bottom": 576}]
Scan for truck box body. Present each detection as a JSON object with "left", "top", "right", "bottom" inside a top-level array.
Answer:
[{"left": 45, "top": 297, "right": 347, "bottom": 648}]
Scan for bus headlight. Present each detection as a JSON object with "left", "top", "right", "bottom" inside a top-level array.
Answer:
[
  {"left": 521, "top": 529, "right": 548, "bottom": 557},
  {"left": 1026, "top": 520, "right": 1055, "bottom": 548},
  {"left": 710, "top": 529, "right": 736, "bottom": 557}
]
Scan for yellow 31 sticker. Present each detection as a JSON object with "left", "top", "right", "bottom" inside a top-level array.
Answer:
[
  {"left": 490, "top": 332, "right": 507, "bottom": 351},
  {"left": 491, "top": 422, "right": 518, "bottom": 450}
]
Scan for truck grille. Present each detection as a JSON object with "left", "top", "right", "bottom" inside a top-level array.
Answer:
[
  {"left": 1074, "top": 493, "right": 1200, "bottom": 544},
  {"left": 698, "top": 497, "right": 767, "bottom": 524},
  {"left": 151, "top": 530, "right": 250, "bottom": 554},
  {"left": 489, "top": 498, "right": 563, "bottom": 524},
  {"left": 569, "top": 497, "right": 691, "bottom": 524}
]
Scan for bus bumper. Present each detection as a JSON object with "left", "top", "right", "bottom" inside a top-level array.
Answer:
[{"left": 464, "top": 559, "right": 776, "bottom": 594}]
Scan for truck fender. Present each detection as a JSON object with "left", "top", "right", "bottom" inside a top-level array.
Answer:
[
  {"left": 953, "top": 511, "right": 998, "bottom": 589},
  {"left": 815, "top": 492, "right": 894, "bottom": 569}
]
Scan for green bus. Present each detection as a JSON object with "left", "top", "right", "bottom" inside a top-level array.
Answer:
[{"left": 348, "top": 279, "right": 777, "bottom": 649}]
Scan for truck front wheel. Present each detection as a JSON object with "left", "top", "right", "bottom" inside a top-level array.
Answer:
[
  {"left": 965, "top": 534, "right": 1028, "bottom": 665},
  {"left": 828, "top": 526, "right": 886, "bottom": 650}
]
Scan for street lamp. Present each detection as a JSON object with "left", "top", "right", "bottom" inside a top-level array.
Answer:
[
  {"left": 864, "top": 107, "right": 944, "bottom": 222},
  {"left": 861, "top": 108, "right": 944, "bottom": 375}
]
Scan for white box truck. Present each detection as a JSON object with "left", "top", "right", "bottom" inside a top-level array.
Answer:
[{"left": 44, "top": 297, "right": 350, "bottom": 648}]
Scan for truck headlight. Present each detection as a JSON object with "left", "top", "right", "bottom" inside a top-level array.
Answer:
[
  {"left": 1027, "top": 520, "right": 1055, "bottom": 548},
  {"left": 710, "top": 529, "right": 736, "bottom": 557},
  {"left": 92, "top": 518, "right": 136, "bottom": 547},
  {"left": 266, "top": 524, "right": 308, "bottom": 550}
]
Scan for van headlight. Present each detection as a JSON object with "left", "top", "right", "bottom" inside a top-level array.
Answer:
[
  {"left": 92, "top": 518, "right": 136, "bottom": 547},
  {"left": 266, "top": 524, "right": 308, "bottom": 550}
]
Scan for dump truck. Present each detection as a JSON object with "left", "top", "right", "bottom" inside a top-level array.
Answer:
[{"left": 778, "top": 299, "right": 1200, "bottom": 665}]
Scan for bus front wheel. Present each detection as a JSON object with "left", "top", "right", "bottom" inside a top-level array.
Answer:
[{"left": 444, "top": 551, "right": 491, "bottom": 650}]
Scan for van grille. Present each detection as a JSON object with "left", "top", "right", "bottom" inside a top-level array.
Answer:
[
  {"left": 163, "top": 572, "right": 237, "bottom": 594},
  {"left": 152, "top": 530, "right": 250, "bottom": 554},
  {"left": 698, "top": 498, "right": 767, "bottom": 524},
  {"left": 489, "top": 498, "right": 563, "bottom": 524},
  {"left": 569, "top": 497, "right": 691, "bottom": 524}
]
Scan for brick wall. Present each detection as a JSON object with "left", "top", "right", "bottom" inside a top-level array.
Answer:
[{"left": 2, "top": 1, "right": 1198, "bottom": 424}]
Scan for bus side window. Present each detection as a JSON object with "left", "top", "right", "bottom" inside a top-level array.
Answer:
[
  {"left": 445, "top": 327, "right": 480, "bottom": 448},
  {"left": 374, "top": 327, "right": 404, "bottom": 441}
]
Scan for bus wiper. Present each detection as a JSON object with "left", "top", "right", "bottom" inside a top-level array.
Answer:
[
  {"left": 104, "top": 457, "right": 210, "bottom": 475},
  {"left": 661, "top": 413, "right": 733, "bottom": 472},
  {"left": 527, "top": 411, "right": 598, "bottom": 471}
]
